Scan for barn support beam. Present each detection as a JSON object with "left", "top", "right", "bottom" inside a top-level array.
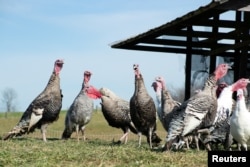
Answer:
[
  {"left": 233, "top": 11, "right": 242, "bottom": 81},
  {"left": 185, "top": 26, "right": 192, "bottom": 100},
  {"left": 209, "top": 14, "right": 220, "bottom": 74},
  {"left": 234, "top": 11, "right": 249, "bottom": 80}
]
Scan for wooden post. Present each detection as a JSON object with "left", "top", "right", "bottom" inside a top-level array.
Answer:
[
  {"left": 185, "top": 26, "right": 192, "bottom": 100},
  {"left": 209, "top": 14, "right": 220, "bottom": 74}
]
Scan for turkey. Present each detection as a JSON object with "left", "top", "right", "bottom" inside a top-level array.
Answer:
[
  {"left": 200, "top": 78, "right": 249, "bottom": 150},
  {"left": 165, "top": 63, "right": 231, "bottom": 151},
  {"left": 151, "top": 76, "right": 181, "bottom": 132},
  {"left": 3, "top": 59, "right": 64, "bottom": 142},
  {"left": 216, "top": 81, "right": 228, "bottom": 98},
  {"left": 152, "top": 77, "right": 198, "bottom": 150},
  {"left": 99, "top": 87, "right": 137, "bottom": 144},
  {"left": 62, "top": 71, "right": 101, "bottom": 141},
  {"left": 130, "top": 64, "right": 161, "bottom": 148},
  {"left": 230, "top": 88, "right": 250, "bottom": 151}
]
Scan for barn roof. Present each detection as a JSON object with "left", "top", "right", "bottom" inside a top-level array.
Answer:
[
  {"left": 111, "top": 0, "right": 250, "bottom": 57},
  {"left": 111, "top": 0, "right": 250, "bottom": 100}
]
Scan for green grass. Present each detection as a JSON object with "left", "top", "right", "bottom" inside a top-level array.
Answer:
[{"left": 0, "top": 111, "right": 208, "bottom": 167}]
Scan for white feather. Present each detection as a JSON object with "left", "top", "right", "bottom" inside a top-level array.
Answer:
[
  {"left": 182, "top": 111, "right": 205, "bottom": 136},
  {"left": 230, "top": 89, "right": 250, "bottom": 150},
  {"left": 213, "top": 86, "right": 233, "bottom": 125},
  {"left": 28, "top": 108, "right": 44, "bottom": 131}
]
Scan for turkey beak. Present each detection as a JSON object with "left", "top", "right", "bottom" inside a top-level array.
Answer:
[
  {"left": 58, "top": 59, "right": 64, "bottom": 64},
  {"left": 133, "top": 64, "right": 139, "bottom": 70},
  {"left": 226, "top": 64, "right": 232, "bottom": 69},
  {"left": 57, "top": 59, "right": 64, "bottom": 66},
  {"left": 151, "top": 82, "right": 157, "bottom": 92},
  {"left": 84, "top": 71, "right": 92, "bottom": 76},
  {"left": 155, "top": 77, "right": 161, "bottom": 82},
  {"left": 151, "top": 82, "right": 156, "bottom": 87}
]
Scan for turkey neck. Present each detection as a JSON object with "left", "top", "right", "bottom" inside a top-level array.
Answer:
[
  {"left": 235, "top": 96, "right": 247, "bottom": 117},
  {"left": 81, "top": 82, "right": 88, "bottom": 94},
  {"left": 160, "top": 79, "right": 173, "bottom": 102},
  {"left": 202, "top": 74, "right": 217, "bottom": 96},
  {"left": 81, "top": 73, "right": 91, "bottom": 94},
  {"left": 134, "top": 74, "right": 147, "bottom": 97},
  {"left": 45, "top": 72, "right": 61, "bottom": 92},
  {"left": 162, "top": 88, "right": 173, "bottom": 102}
]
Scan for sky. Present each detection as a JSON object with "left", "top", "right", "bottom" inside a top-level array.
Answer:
[{"left": 0, "top": 0, "right": 212, "bottom": 111}]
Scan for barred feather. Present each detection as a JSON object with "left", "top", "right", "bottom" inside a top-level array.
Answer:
[{"left": 99, "top": 88, "right": 137, "bottom": 144}]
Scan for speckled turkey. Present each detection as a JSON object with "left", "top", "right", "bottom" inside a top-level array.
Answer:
[
  {"left": 129, "top": 64, "right": 161, "bottom": 148},
  {"left": 99, "top": 87, "right": 137, "bottom": 144},
  {"left": 152, "top": 76, "right": 181, "bottom": 132},
  {"left": 3, "top": 59, "right": 64, "bottom": 141}
]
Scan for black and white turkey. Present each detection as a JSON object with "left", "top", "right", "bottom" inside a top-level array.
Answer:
[
  {"left": 3, "top": 59, "right": 64, "bottom": 142},
  {"left": 99, "top": 87, "right": 137, "bottom": 144},
  {"left": 165, "top": 63, "right": 231, "bottom": 151},
  {"left": 152, "top": 77, "right": 197, "bottom": 149},
  {"left": 200, "top": 78, "right": 249, "bottom": 150},
  {"left": 130, "top": 64, "right": 161, "bottom": 148},
  {"left": 62, "top": 71, "right": 101, "bottom": 141}
]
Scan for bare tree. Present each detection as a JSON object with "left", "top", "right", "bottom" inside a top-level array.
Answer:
[
  {"left": 1, "top": 87, "right": 18, "bottom": 118},
  {"left": 168, "top": 83, "right": 206, "bottom": 104}
]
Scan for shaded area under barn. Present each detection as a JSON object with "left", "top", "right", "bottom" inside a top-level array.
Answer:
[{"left": 111, "top": 0, "right": 250, "bottom": 100}]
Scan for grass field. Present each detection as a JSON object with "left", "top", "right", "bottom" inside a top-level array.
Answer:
[{"left": 0, "top": 111, "right": 208, "bottom": 167}]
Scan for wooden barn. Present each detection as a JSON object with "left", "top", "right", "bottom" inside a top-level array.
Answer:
[{"left": 111, "top": 0, "right": 250, "bottom": 100}]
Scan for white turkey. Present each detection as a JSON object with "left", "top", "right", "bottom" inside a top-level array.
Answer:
[
  {"left": 62, "top": 71, "right": 101, "bottom": 141},
  {"left": 151, "top": 81, "right": 162, "bottom": 122},
  {"left": 200, "top": 78, "right": 249, "bottom": 150},
  {"left": 130, "top": 64, "right": 161, "bottom": 149},
  {"left": 3, "top": 59, "right": 64, "bottom": 142},
  {"left": 99, "top": 87, "right": 137, "bottom": 144},
  {"left": 230, "top": 88, "right": 250, "bottom": 151},
  {"left": 165, "top": 63, "right": 231, "bottom": 151},
  {"left": 216, "top": 81, "right": 228, "bottom": 98}
]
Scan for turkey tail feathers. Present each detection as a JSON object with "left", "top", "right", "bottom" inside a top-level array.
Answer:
[
  {"left": 3, "top": 133, "right": 15, "bottom": 140},
  {"left": 3, "top": 126, "right": 26, "bottom": 140},
  {"left": 147, "top": 132, "right": 162, "bottom": 146},
  {"left": 61, "top": 129, "right": 73, "bottom": 139},
  {"left": 128, "top": 122, "right": 138, "bottom": 134}
]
